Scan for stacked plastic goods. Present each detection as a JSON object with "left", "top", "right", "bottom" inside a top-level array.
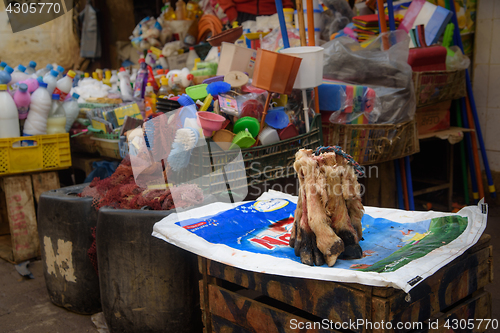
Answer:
[{"left": 0, "top": 61, "right": 81, "bottom": 138}]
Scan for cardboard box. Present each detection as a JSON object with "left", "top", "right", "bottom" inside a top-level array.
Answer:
[{"left": 416, "top": 100, "right": 451, "bottom": 135}]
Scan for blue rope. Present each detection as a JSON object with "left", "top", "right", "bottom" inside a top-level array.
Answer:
[{"left": 314, "top": 146, "right": 365, "bottom": 177}]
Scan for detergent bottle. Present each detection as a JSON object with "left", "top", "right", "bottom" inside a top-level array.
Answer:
[
  {"left": 146, "top": 64, "right": 159, "bottom": 91},
  {"left": 175, "top": 0, "right": 187, "bottom": 20},
  {"left": 24, "top": 81, "right": 51, "bottom": 135},
  {"left": 25, "top": 61, "right": 37, "bottom": 75},
  {"left": 186, "top": 47, "right": 199, "bottom": 70},
  {"left": 186, "top": 0, "right": 200, "bottom": 20},
  {"left": 158, "top": 76, "right": 171, "bottom": 98},
  {"left": 53, "top": 70, "right": 76, "bottom": 101},
  {"left": 0, "top": 66, "right": 14, "bottom": 84},
  {"left": 158, "top": 55, "right": 169, "bottom": 70},
  {"left": 13, "top": 83, "right": 31, "bottom": 120},
  {"left": 63, "top": 93, "right": 80, "bottom": 132},
  {"left": 118, "top": 67, "right": 134, "bottom": 101},
  {"left": 133, "top": 59, "right": 149, "bottom": 99},
  {"left": 20, "top": 78, "right": 39, "bottom": 93},
  {"left": 36, "top": 64, "right": 53, "bottom": 77},
  {"left": 144, "top": 83, "right": 157, "bottom": 117},
  {"left": 46, "top": 94, "right": 67, "bottom": 134},
  {"left": 43, "top": 70, "right": 59, "bottom": 94},
  {"left": 163, "top": 2, "right": 176, "bottom": 20},
  {"left": 0, "top": 84, "right": 21, "bottom": 138},
  {"left": 110, "top": 70, "right": 118, "bottom": 90}
]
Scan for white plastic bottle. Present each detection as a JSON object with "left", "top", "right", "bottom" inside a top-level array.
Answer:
[
  {"left": 56, "top": 65, "right": 65, "bottom": 79},
  {"left": 46, "top": 94, "right": 67, "bottom": 134},
  {"left": 158, "top": 55, "right": 169, "bottom": 70},
  {"left": 25, "top": 61, "right": 37, "bottom": 75},
  {"left": 63, "top": 93, "right": 80, "bottom": 132},
  {"left": 117, "top": 67, "right": 133, "bottom": 101},
  {"left": 110, "top": 70, "right": 118, "bottom": 90},
  {"left": 10, "top": 65, "right": 30, "bottom": 85},
  {"left": 24, "top": 81, "right": 52, "bottom": 136},
  {"left": 186, "top": 47, "right": 199, "bottom": 70},
  {"left": 53, "top": 70, "right": 76, "bottom": 101},
  {"left": 0, "top": 84, "right": 21, "bottom": 138},
  {"left": 36, "top": 64, "right": 53, "bottom": 77},
  {"left": 43, "top": 70, "right": 59, "bottom": 95},
  {"left": 130, "top": 68, "right": 139, "bottom": 83}
]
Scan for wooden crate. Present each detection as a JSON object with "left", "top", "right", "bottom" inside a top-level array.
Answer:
[
  {"left": 199, "top": 234, "right": 492, "bottom": 333},
  {"left": 0, "top": 172, "right": 60, "bottom": 263}
]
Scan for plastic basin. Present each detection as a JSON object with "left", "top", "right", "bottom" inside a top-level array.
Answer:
[
  {"left": 280, "top": 46, "right": 324, "bottom": 89},
  {"left": 197, "top": 111, "right": 226, "bottom": 137}
]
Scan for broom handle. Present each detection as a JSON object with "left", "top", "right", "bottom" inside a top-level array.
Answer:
[
  {"left": 296, "top": 0, "right": 307, "bottom": 46},
  {"left": 305, "top": 0, "right": 321, "bottom": 114}
]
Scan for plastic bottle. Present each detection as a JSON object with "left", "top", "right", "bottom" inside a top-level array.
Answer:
[
  {"left": 175, "top": 0, "right": 187, "bottom": 20},
  {"left": 163, "top": 2, "right": 176, "bottom": 20},
  {"left": 11, "top": 65, "right": 30, "bottom": 85},
  {"left": 24, "top": 81, "right": 51, "bottom": 136},
  {"left": 110, "top": 70, "right": 118, "bottom": 90},
  {"left": 186, "top": 0, "right": 200, "bottom": 20},
  {"left": 184, "top": 17, "right": 199, "bottom": 46},
  {"left": 53, "top": 70, "right": 76, "bottom": 101},
  {"left": 0, "top": 66, "right": 14, "bottom": 84},
  {"left": 118, "top": 67, "right": 134, "bottom": 101},
  {"left": 144, "top": 83, "right": 157, "bottom": 117},
  {"left": 46, "top": 94, "right": 67, "bottom": 134},
  {"left": 0, "top": 61, "right": 6, "bottom": 71},
  {"left": 130, "top": 68, "right": 139, "bottom": 83},
  {"left": 13, "top": 83, "right": 31, "bottom": 120},
  {"left": 25, "top": 61, "right": 37, "bottom": 75},
  {"left": 146, "top": 64, "right": 159, "bottom": 91},
  {"left": 43, "top": 70, "right": 59, "bottom": 94},
  {"left": 0, "top": 84, "right": 21, "bottom": 138},
  {"left": 133, "top": 59, "right": 149, "bottom": 99},
  {"left": 56, "top": 65, "right": 65, "bottom": 79},
  {"left": 145, "top": 50, "right": 156, "bottom": 68},
  {"left": 36, "top": 64, "right": 53, "bottom": 77},
  {"left": 158, "top": 76, "right": 170, "bottom": 98},
  {"left": 20, "top": 77, "right": 39, "bottom": 93},
  {"left": 63, "top": 93, "right": 80, "bottom": 132},
  {"left": 158, "top": 54, "right": 169, "bottom": 70},
  {"left": 103, "top": 70, "right": 112, "bottom": 87},
  {"left": 186, "top": 47, "right": 199, "bottom": 70}
]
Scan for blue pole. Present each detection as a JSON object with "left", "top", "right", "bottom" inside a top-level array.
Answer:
[
  {"left": 404, "top": 156, "right": 415, "bottom": 210},
  {"left": 394, "top": 160, "right": 404, "bottom": 209},
  {"left": 387, "top": 0, "right": 396, "bottom": 31},
  {"left": 450, "top": 0, "right": 496, "bottom": 198},
  {"left": 460, "top": 97, "right": 479, "bottom": 202},
  {"left": 275, "top": 0, "right": 290, "bottom": 49}
]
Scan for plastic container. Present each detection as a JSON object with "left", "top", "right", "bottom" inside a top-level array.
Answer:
[
  {"left": 97, "top": 208, "right": 202, "bottom": 333},
  {"left": 25, "top": 61, "right": 37, "bottom": 75},
  {"left": 186, "top": 47, "right": 199, "bottom": 71},
  {"left": 0, "top": 84, "right": 20, "bottom": 139},
  {"left": 284, "top": 8, "right": 294, "bottom": 25},
  {"left": 117, "top": 68, "right": 133, "bottom": 101},
  {"left": 278, "top": 123, "right": 299, "bottom": 140},
  {"left": 43, "top": 70, "right": 59, "bottom": 95},
  {"left": 133, "top": 60, "right": 148, "bottom": 99},
  {"left": 36, "top": 64, "right": 53, "bottom": 77},
  {"left": 280, "top": 46, "right": 324, "bottom": 89},
  {"left": 217, "top": 42, "right": 258, "bottom": 78},
  {"left": 233, "top": 117, "right": 260, "bottom": 138},
  {"left": 258, "top": 127, "right": 280, "bottom": 146},
  {"left": 158, "top": 55, "right": 169, "bottom": 70},
  {"left": 252, "top": 49, "right": 302, "bottom": 95},
  {"left": 230, "top": 129, "right": 255, "bottom": 149},
  {"left": 13, "top": 83, "right": 31, "bottom": 120},
  {"left": 10, "top": 66, "right": 29, "bottom": 85},
  {"left": 0, "top": 133, "right": 71, "bottom": 175},
  {"left": 175, "top": 0, "right": 187, "bottom": 20},
  {"left": 38, "top": 184, "right": 101, "bottom": 315},
  {"left": 265, "top": 107, "right": 290, "bottom": 129},
  {"left": 53, "top": 70, "right": 76, "bottom": 101},
  {"left": 46, "top": 94, "right": 67, "bottom": 135},
  {"left": 56, "top": 65, "right": 65, "bottom": 79},
  {"left": 185, "top": 84, "right": 208, "bottom": 101},
  {"left": 20, "top": 77, "right": 39, "bottom": 93},
  {"left": 212, "top": 129, "right": 235, "bottom": 150},
  {"left": 207, "top": 26, "right": 243, "bottom": 46},
  {"left": 24, "top": 82, "right": 51, "bottom": 136},
  {"left": 0, "top": 66, "right": 13, "bottom": 84},
  {"left": 63, "top": 93, "right": 80, "bottom": 132},
  {"left": 197, "top": 111, "right": 225, "bottom": 137}
]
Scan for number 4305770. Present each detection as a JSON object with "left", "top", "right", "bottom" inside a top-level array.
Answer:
[
  {"left": 444, "top": 319, "right": 498, "bottom": 330},
  {"left": 6, "top": 2, "right": 61, "bottom": 14}
]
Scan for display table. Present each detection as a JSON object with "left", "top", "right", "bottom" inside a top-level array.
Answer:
[{"left": 198, "top": 234, "right": 492, "bottom": 333}]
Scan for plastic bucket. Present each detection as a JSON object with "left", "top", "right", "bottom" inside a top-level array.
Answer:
[
  {"left": 217, "top": 42, "right": 258, "bottom": 78},
  {"left": 280, "top": 46, "right": 324, "bottom": 89}
]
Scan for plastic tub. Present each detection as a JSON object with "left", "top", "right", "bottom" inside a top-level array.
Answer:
[
  {"left": 217, "top": 42, "right": 258, "bottom": 78},
  {"left": 280, "top": 46, "right": 324, "bottom": 89}
]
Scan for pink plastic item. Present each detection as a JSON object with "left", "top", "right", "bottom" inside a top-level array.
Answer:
[
  {"left": 278, "top": 123, "right": 299, "bottom": 140},
  {"left": 197, "top": 111, "right": 226, "bottom": 137},
  {"left": 20, "top": 78, "right": 39, "bottom": 93},
  {"left": 13, "top": 83, "right": 31, "bottom": 120}
]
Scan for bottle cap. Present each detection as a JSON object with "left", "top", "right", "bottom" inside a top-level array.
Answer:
[
  {"left": 157, "top": 69, "right": 164, "bottom": 74},
  {"left": 57, "top": 65, "right": 64, "bottom": 73},
  {"left": 148, "top": 50, "right": 152, "bottom": 53},
  {"left": 19, "top": 83, "right": 28, "bottom": 92},
  {"left": 52, "top": 94, "right": 60, "bottom": 100},
  {"left": 0, "top": 61, "right": 6, "bottom": 68},
  {"left": 29, "top": 61, "right": 37, "bottom": 68},
  {"left": 72, "top": 93, "right": 80, "bottom": 99},
  {"left": 147, "top": 82, "right": 152, "bottom": 86},
  {"left": 67, "top": 70, "right": 76, "bottom": 78},
  {"left": 161, "top": 77, "right": 168, "bottom": 85},
  {"left": 189, "top": 47, "right": 195, "bottom": 50},
  {"left": 50, "top": 69, "right": 59, "bottom": 77},
  {"left": 18, "top": 64, "right": 26, "bottom": 72},
  {"left": 119, "top": 67, "right": 126, "bottom": 72},
  {"left": 84, "top": 72, "right": 90, "bottom": 77},
  {"left": 46, "top": 64, "right": 53, "bottom": 69},
  {"left": 4, "top": 66, "right": 14, "bottom": 74},
  {"left": 159, "top": 55, "right": 165, "bottom": 58},
  {"left": 38, "top": 81, "right": 48, "bottom": 88},
  {"left": 138, "top": 58, "right": 145, "bottom": 63},
  {"left": 0, "top": 84, "right": 7, "bottom": 90}
]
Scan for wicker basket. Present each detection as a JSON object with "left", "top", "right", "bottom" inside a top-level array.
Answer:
[
  {"left": 413, "top": 69, "right": 466, "bottom": 108},
  {"left": 322, "top": 119, "right": 419, "bottom": 165}
]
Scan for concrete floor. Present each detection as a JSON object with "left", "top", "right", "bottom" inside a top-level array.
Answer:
[{"left": 0, "top": 207, "right": 499, "bottom": 332}]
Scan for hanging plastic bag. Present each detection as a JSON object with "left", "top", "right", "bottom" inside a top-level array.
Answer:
[
  {"left": 322, "top": 30, "right": 416, "bottom": 124},
  {"left": 446, "top": 46, "right": 470, "bottom": 71}
]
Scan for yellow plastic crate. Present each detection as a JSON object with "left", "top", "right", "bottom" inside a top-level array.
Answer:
[{"left": 0, "top": 134, "right": 72, "bottom": 176}]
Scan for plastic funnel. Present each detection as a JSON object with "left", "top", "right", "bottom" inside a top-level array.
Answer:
[
  {"left": 265, "top": 107, "right": 289, "bottom": 129},
  {"left": 279, "top": 46, "right": 324, "bottom": 89},
  {"left": 197, "top": 111, "right": 226, "bottom": 137},
  {"left": 233, "top": 117, "right": 260, "bottom": 138},
  {"left": 230, "top": 129, "right": 255, "bottom": 149}
]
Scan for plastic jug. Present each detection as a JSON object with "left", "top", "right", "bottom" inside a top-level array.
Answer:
[
  {"left": 43, "top": 70, "right": 59, "bottom": 94},
  {"left": 24, "top": 81, "right": 52, "bottom": 135},
  {"left": 133, "top": 60, "right": 149, "bottom": 99},
  {"left": 53, "top": 70, "right": 76, "bottom": 101},
  {"left": 46, "top": 94, "right": 67, "bottom": 134},
  {"left": 0, "top": 84, "right": 21, "bottom": 138},
  {"left": 63, "top": 93, "right": 80, "bottom": 131},
  {"left": 13, "top": 83, "right": 31, "bottom": 120},
  {"left": 118, "top": 67, "right": 134, "bottom": 101},
  {"left": 0, "top": 66, "right": 14, "bottom": 84},
  {"left": 36, "top": 64, "right": 53, "bottom": 77},
  {"left": 25, "top": 61, "right": 37, "bottom": 75}
]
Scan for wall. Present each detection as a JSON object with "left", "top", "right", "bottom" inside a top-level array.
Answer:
[{"left": 472, "top": 0, "right": 500, "bottom": 172}]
